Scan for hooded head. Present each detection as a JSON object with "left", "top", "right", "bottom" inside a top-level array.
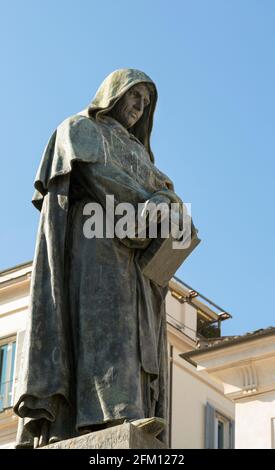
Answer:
[{"left": 87, "top": 69, "right": 157, "bottom": 163}]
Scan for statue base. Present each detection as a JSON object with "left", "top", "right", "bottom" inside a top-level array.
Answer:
[{"left": 42, "top": 422, "right": 166, "bottom": 449}]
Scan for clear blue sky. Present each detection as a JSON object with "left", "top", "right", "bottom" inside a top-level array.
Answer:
[{"left": 1, "top": 0, "right": 274, "bottom": 336}]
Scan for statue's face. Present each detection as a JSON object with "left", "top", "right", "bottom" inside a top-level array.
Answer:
[{"left": 109, "top": 83, "right": 151, "bottom": 129}]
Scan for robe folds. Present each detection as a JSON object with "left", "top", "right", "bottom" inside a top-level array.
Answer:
[{"left": 13, "top": 113, "right": 182, "bottom": 447}]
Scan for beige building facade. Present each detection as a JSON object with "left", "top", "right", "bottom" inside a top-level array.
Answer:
[
  {"left": 183, "top": 327, "right": 275, "bottom": 449},
  {"left": 1, "top": 261, "right": 272, "bottom": 449}
]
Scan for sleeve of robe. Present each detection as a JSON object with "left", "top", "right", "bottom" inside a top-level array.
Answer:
[
  {"left": 69, "top": 158, "right": 184, "bottom": 249},
  {"left": 13, "top": 115, "right": 183, "bottom": 447}
]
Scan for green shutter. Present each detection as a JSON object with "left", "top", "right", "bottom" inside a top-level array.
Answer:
[
  {"left": 205, "top": 402, "right": 215, "bottom": 449},
  {"left": 229, "top": 420, "right": 235, "bottom": 449}
]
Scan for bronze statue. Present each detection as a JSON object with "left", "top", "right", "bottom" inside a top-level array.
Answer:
[{"left": 13, "top": 69, "right": 196, "bottom": 448}]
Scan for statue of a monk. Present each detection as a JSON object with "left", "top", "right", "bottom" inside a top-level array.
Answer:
[{"left": 13, "top": 69, "right": 185, "bottom": 448}]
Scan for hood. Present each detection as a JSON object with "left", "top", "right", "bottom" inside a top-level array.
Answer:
[{"left": 85, "top": 68, "right": 157, "bottom": 163}]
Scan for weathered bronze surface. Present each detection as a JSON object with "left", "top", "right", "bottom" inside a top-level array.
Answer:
[{"left": 13, "top": 69, "right": 199, "bottom": 448}]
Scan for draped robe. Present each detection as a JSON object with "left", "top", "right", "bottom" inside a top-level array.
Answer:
[{"left": 14, "top": 113, "right": 178, "bottom": 447}]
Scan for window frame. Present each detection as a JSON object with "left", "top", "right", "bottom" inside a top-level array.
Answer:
[
  {"left": 214, "top": 410, "right": 230, "bottom": 449},
  {"left": 205, "top": 402, "right": 235, "bottom": 449},
  {"left": 0, "top": 336, "right": 17, "bottom": 412}
]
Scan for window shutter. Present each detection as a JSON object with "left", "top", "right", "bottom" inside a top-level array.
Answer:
[
  {"left": 229, "top": 420, "right": 235, "bottom": 449},
  {"left": 205, "top": 402, "right": 215, "bottom": 449},
  {"left": 12, "top": 330, "right": 26, "bottom": 404},
  {"left": 0, "top": 345, "right": 8, "bottom": 411}
]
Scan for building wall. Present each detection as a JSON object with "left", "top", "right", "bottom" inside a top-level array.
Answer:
[
  {"left": 166, "top": 290, "right": 197, "bottom": 341},
  {"left": 169, "top": 344, "right": 234, "bottom": 449},
  {"left": 0, "top": 269, "right": 30, "bottom": 448},
  {"left": 235, "top": 390, "right": 275, "bottom": 449},
  {"left": 0, "top": 409, "right": 18, "bottom": 448}
]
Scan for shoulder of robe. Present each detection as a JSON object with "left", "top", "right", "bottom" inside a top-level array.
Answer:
[{"left": 56, "top": 114, "right": 103, "bottom": 163}]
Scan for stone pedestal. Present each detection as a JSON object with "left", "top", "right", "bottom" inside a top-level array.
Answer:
[{"left": 43, "top": 423, "right": 166, "bottom": 449}]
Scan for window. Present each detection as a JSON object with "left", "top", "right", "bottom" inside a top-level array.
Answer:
[
  {"left": 215, "top": 412, "right": 230, "bottom": 449},
  {"left": 0, "top": 340, "right": 16, "bottom": 411},
  {"left": 217, "top": 418, "right": 224, "bottom": 449},
  {"left": 205, "top": 402, "right": 235, "bottom": 449}
]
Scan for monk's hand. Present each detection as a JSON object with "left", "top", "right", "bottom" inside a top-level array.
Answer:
[{"left": 140, "top": 194, "right": 170, "bottom": 225}]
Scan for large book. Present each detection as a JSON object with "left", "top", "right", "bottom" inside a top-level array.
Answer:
[{"left": 139, "top": 217, "right": 200, "bottom": 287}]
